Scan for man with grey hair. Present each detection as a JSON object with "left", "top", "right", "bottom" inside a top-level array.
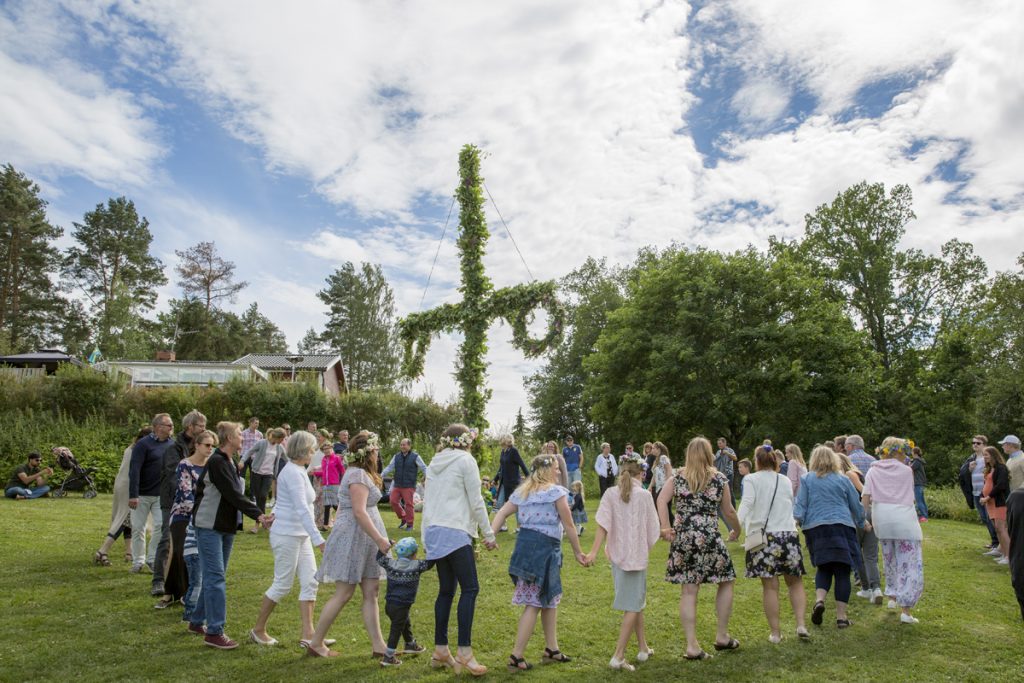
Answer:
[
  {"left": 845, "top": 434, "right": 881, "bottom": 602},
  {"left": 846, "top": 435, "right": 875, "bottom": 474},
  {"left": 382, "top": 438, "right": 427, "bottom": 531},
  {"left": 152, "top": 409, "right": 206, "bottom": 598},
  {"left": 129, "top": 413, "right": 176, "bottom": 579}
]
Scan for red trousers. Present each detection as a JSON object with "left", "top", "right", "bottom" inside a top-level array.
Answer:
[{"left": 389, "top": 486, "right": 415, "bottom": 525}]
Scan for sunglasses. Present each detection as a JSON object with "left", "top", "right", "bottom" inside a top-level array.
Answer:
[
  {"left": 197, "top": 442, "right": 215, "bottom": 448},
  {"left": 972, "top": 441, "right": 983, "bottom": 446}
]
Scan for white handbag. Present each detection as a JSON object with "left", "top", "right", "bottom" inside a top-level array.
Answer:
[{"left": 743, "top": 477, "right": 779, "bottom": 552}]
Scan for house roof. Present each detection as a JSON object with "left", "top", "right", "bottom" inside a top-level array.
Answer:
[
  {"left": 232, "top": 353, "right": 342, "bottom": 371},
  {"left": 0, "top": 350, "right": 84, "bottom": 366}
]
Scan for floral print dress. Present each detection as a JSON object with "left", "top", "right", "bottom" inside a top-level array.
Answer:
[{"left": 665, "top": 470, "right": 736, "bottom": 585}]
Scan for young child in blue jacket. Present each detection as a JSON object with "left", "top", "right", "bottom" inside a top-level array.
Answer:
[{"left": 376, "top": 537, "right": 434, "bottom": 666}]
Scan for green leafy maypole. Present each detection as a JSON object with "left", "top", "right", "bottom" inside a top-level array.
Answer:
[{"left": 399, "top": 144, "right": 564, "bottom": 457}]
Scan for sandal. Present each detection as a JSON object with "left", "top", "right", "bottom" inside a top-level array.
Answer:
[
  {"left": 811, "top": 600, "right": 825, "bottom": 626},
  {"left": 713, "top": 638, "right": 740, "bottom": 651},
  {"left": 93, "top": 551, "right": 111, "bottom": 567},
  {"left": 454, "top": 655, "right": 488, "bottom": 676},
  {"left": 542, "top": 647, "right": 571, "bottom": 663},
  {"left": 684, "top": 650, "right": 712, "bottom": 660},
  {"left": 430, "top": 652, "right": 456, "bottom": 669},
  {"left": 508, "top": 654, "right": 533, "bottom": 672},
  {"left": 836, "top": 618, "right": 852, "bottom": 629},
  {"left": 123, "top": 551, "right": 133, "bottom": 563},
  {"left": 299, "top": 638, "right": 336, "bottom": 649}
]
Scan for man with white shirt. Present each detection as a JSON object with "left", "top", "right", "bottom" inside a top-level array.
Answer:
[
  {"left": 1002, "top": 435, "right": 1024, "bottom": 491},
  {"left": 594, "top": 443, "right": 619, "bottom": 499}
]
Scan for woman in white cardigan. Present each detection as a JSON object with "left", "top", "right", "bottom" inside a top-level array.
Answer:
[
  {"left": 249, "top": 430, "right": 326, "bottom": 646},
  {"left": 737, "top": 447, "right": 809, "bottom": 643},
  {"left": 421, "top": 424, "right": 497, "bottom": 676}
]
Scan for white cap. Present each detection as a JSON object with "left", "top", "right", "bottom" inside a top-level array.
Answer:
[{"left": 998, "top": 435, "right": 1021, "bottom": 446}]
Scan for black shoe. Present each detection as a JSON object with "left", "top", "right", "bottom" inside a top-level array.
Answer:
[
  {"left": 811, "top": 601, "right": 825, "bottom": 626},
  {"left": 151, "top": 582, "right": 165, "bottom": 596}
]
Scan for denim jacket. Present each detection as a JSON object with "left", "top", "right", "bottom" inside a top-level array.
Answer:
[
  {"left": 508, "top": 527, "right": 563, "bottom": 605},
  {"left": 794, "top": 472, "right": 865, "bottom": 530}
]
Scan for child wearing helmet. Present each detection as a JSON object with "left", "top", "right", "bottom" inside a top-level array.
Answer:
[{"left": 376, "top": 537, "right": 435, "bottom": 666}]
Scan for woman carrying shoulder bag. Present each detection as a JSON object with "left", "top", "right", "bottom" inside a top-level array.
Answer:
[{"left": 738, "top": 446, "right": 808, "bottom": 643}]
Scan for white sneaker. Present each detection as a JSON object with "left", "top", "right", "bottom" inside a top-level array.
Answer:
[
  {"left": 997, "top": 556, "right": 1009, "bottom": 565},
  {"left": 609, "top": 657, "right": 635, "bottom": 671},
  {"left": 872, "top": 588, "right": 883, "bottom": 604},
  {"left": 887, "top": 600, "right": 897, "bottom": 609},
  {"left": 856, "top": 589, "right": 872, "bottom": 599},
  {"left": 636, "top": 648, "right": 653, "bottom": 662},
  {"left": 899, "top": 613, "right": 919, "bottom": 624},
  {"left": 984, "top": 548, "right": 1002, "bottom": 557}
]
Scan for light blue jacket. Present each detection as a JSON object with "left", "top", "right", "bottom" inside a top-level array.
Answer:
[{"left": 794, "top": 472, "right": 865, "bottom": 530}]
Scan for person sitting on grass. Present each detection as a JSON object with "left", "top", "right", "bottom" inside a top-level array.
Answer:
[
  {"left": 585, "top": 453, "right": 660, "bottom": 671},
  {"left": 491, "top": 454, "right": 590, "bottom": 672},
  {"left": 5, "top": 452, "right": 52, "bottom": 499},
  {"left": 376, "top": 537, "right": 435, "bottom": 667}
]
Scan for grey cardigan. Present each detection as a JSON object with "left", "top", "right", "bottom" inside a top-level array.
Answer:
[{"left": 240, "top": 439, "right": 286, "bottom": 476}]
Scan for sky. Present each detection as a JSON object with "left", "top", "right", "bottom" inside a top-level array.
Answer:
[{"left": 2, "top": 0, "right": 1022, "bottom": 430}]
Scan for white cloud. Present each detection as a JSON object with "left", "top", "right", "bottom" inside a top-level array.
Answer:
[
  {"left": 731, "top": 78, "right": 791, "bottom": 127},
  {"left": 0, "top": 2, "right": 165, "bottom": 188}
]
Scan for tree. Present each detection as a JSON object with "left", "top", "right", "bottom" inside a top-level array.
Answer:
[
  {"left": 0, "top": 164, "right": 65, "bottom": 353},
  {"left": 297, "top": 327, "right": 329, "bottom": 354},
  {"left": 512, "top": 407, "right": 527, "bottom": 442},
  {"left": 317, "top": 262, "right": 401, "bottom": 390},
  {"left": 584, "top": 247, "right": 877, "bottom": 453},
  {"left": 174, "top": 241, "right": 247, "bottom": 312},
  {"left": 526, "top": 257, "right": 624, "bottom": 441},
  {"left": 238, "top": 302, "right": 287, "bottom": 355},
  {"left": 62, "top": 197, "right": 167, "bottom": 357},
  {"left": 799, "top": 181, "right": 986, "bottom": 369}
]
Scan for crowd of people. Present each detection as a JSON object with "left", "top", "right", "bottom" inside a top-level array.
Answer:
[{"left": 6, "top": 414, "right": 1013, "bottom": 672}]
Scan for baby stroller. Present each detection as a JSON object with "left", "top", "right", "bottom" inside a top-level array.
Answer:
[{"left": 51, "top": 446, "right": 98, "bottom": 498}]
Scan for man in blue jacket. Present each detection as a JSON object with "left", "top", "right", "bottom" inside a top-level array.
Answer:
[
  {"left": 129, "top": 413, "right": 175, "bottom": 582},
  {"left": 382, "top": 439, "right": 427, "bottom": 531}
]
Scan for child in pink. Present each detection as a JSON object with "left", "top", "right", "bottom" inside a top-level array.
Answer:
[
  {"left": 585, "top": 455, "right": 660, "bottom": 671},
  {"left": 318, "top": 445, "right": 345, "bottom": 529}
]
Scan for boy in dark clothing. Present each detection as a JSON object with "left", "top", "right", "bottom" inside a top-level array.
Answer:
[{"left": 376, "top": 538, "right": 434, "bottom": 666}]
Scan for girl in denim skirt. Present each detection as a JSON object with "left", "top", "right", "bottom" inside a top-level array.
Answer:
[{"left": 491, "top": 455, "right": 590, "bottom": 671}]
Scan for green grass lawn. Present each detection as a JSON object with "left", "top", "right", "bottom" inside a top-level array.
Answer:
[{"left": 0, "top": 495, "right": 1021, "bottom": 682}]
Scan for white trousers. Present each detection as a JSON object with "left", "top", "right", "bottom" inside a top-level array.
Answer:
[
  {"left": 266, "top": 533, "right": 319, "bottom": 603},
  {"left": 129, "top": 496, "right": 162, "bottom": 566}
]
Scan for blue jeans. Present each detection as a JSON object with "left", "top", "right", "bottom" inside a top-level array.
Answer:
[
  {"left": 5, "top": 485, "right": 50, "bottom": 499},
  {"left": 190, "top": 528, "right": 235, "bottom": 636},
  {"left": 182, "top": 552, "right": 203, "bottom": 623},
  {"left": 567, "top": 469, "right": 582, "bottom": 485},
  {"left": 913, "top": 485, "right": 928, "bottom": 519},
  {"left": 975, "top": 494, "right": 998, "bottom": 545}
]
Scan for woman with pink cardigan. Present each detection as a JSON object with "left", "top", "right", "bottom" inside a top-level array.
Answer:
[
  {"left": 585, "top": 453, "right": 660, "bottom": 671},
  {"left": 862, "top": 437, "right": 924, "bottom": 625}
]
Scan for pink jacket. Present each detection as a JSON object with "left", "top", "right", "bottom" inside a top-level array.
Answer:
[
  {"left": 319, "top": 453, "right": 345, "bottom": 486},
  {"left": 594, "top": 479, "right": 660, "bottom": 571}
]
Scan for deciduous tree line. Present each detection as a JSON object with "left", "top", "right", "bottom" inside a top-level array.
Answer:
[{"left": 528, "top": 181, "right": 1023, "bottom": 484}]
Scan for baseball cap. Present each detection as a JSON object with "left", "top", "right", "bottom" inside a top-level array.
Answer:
[
  {"left": 395, "top": 537, "right": 418, "bottom": 558},
  {"left": 998, "top": 435, "right": 1021, "bottom": 446}
]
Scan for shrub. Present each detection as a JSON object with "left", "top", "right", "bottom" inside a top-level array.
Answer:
[{"left": 925, "top": 485, "right": 983, "bottom": 523}]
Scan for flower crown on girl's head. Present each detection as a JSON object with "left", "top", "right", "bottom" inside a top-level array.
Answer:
[
  {"left": 877, "top": 439, "right": 915, "bottom": 458},
  {"left": 620, "top": 453, "right": 644, "bottom": 467},
  {"left": 530, "top": 455, "right": 556, "bottom": 472},
  {"left": 344, "top": 432, "right": 380, "bottom": 465},
  {"left": 440, "top": 429, "right": 477, "bottom": 450}
]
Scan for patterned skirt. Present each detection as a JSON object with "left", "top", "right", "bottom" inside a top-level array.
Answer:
[{"left": 744, "top": 531, "right": 806, "bottom": 579}]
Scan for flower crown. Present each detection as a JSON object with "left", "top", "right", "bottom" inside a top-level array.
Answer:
[
  {"left": 620, "top": 453, "right": 644, "bottom": 466},
  {"left": 440, "top": 429, "right": 477, "bottom": 450},
  {"left": 877, "top": 439, "right": 915, "bottom": 458},
  {"left": 531, "top": 455, "right": 557, "bottom": 472},
  {"left": 344, "top": 432, "right": 381, "bottom": 465}
]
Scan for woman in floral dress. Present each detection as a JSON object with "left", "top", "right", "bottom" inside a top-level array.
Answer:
[
  {"left": 656, "top": 436, "right": 740, "bottom": 661},
  {"left": 306, "top": 431, "right": 393, "bottom": 658}
]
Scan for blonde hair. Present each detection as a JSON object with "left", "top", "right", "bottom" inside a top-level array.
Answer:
[
  {"left": 683, "top": 437, "right": 716, "bottom": 494},
  {"left": 878, "top": 436, "right": 905, "bottom": 459},
  {"left": 809, "top": 445, "right": 841, "bottom": 477},
  {"left": 514, "top": 454, "right": 559, "bottom": 501},
  {"left": 216, "top": 421, "right": 242, "bottom": 446},
  {"left": 542, "top": 441, "right": 557, "bottom": 454},
  {"left": 267, "top": 427, "right": 286, "bottom": 442},
  {"left": 571, "top": 480, "right": 583, "bottom": 494},
  {"left": 617, "top": 458, "right": 643, "bottom": 503},
  {"left": 837, "top": 452, "right": 860, "bottom": 475},
  {"left": 500, "top": 434, "right": 514, "bottom": 447},
  {"left": 785, "top": 443, "right": 805, "bottom": 467},
  {"left": 191, "top": 429, "right": 218, "bottom": 455}
]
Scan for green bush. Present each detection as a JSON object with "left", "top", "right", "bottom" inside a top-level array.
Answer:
[{"left": 925, "top": 485, "right": 982, "bottom": 523}]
